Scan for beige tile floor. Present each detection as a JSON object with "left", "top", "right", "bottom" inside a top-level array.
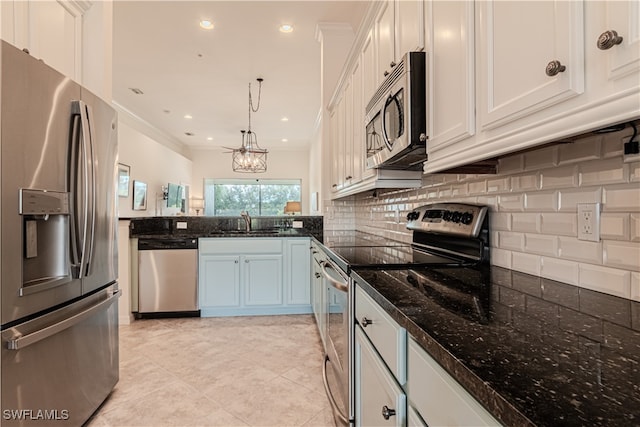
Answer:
[{"left": 86, "top": 315, "right": 336, "bottom": 427}]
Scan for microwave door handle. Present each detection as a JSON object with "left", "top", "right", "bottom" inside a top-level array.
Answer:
[
  {"left": 78, "top": 102, "right": 97, "bottom": 277},
  {"left": 381, "top": 95, "right": 393, "bottom": 150}
]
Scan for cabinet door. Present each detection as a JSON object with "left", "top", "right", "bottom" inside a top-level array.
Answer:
[
  {"left": 199, "top": 255, "right": 240, "bottom": 308},
  {"left": 286, "top": 240, "right": 310, "bottom": 305},
  {"left": 427, "top": 0, "right": 476, "bottom": 152},
  {"left": 244, "top": 254, "right": 283, "bottom": 306},
  {"left": 476, "top": 0, "right": 584, "bottom": 130},
  {"left": 396, "top": 0, "right": 424, "bottom": 56},
  {"left": 329, "top": 108, "right": 340, "bottom": 192},
  {"left": 599, "top": 0, "right": 640, "bottom": 81},
  {"left": 362, "top": 28, "right": 378, "bottom": 105},
  {"left": 343, "top": 77, "right": 354, "bottom": 186},
  {"left": 356, "top": 327, "right": 406, "bottom": 427},
  {"left": 376, "top": 0, "right": 395, "bottom": 80},
  {"left": 351, "top": 58, "right": 365, "bottom": 184}
]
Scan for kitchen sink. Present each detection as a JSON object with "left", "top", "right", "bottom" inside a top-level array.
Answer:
[{"left": 209, "top": 229, "right": 280, "bottom": 235}]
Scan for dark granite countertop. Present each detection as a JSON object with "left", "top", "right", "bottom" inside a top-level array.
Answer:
[{"left": 352, "top": 267, "right": 640, "bottom": 427}]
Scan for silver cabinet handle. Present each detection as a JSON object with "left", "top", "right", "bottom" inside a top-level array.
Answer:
[
  {"left": 361, "top": 317, "right": 373, "bottom": 327},
  {"left": 314, "top": 272, "right": 321, "bottom": 278},
  {"left": 597, "top": 30, "right": 623, "bottom": 50},
  {"left": 382, "top": 405, "right": 396, "bottom": 420},
  {"left": 545, "top": 60, "right": 566, "bottom": 76},
  {"left": 322, "top": 354, "right": 349, "bottom": 424},
  {"left": 234, "top": 260, "right": 239, "bottom": 264},
  {"left": 7, "top": 290, "right": 121, "bottom": 350}
]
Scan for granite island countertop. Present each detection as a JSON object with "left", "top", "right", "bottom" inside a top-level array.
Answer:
[{"left": 352, "top": 266, "right": 640, "bottom": 427}]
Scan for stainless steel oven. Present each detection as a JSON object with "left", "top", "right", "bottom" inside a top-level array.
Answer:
[{"left": 365, "top": 51, "right": 426, "bottom": 171}]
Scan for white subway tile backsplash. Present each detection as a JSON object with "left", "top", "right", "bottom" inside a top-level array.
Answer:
[
  {"left": 600, "top": 213, "right": 630, "bottom": 241},
  {"left": 540, "top": 213, "right": 578, "bottom": 237},
  {"left": 559, "top": 135, "right": 601, "bottom": 164},
  {"left": 491, "top": 248, "right": 512, "bottom": 269},
  {"left": 525, "top": 234, "right": 558, "bottom": 256},
  {"left": 540, "top": 165, "right": 578, "bottom": 189},
  {"left": 557, "top": 187, "right": 602, "bottom": 212},
  {"left": 525, "top": 191, "right": 558, "bottom": 212},
  {"left": 603, "top": 184, "right": 640, "bottom": 212},
  {"left": 578, "top": 264, "right": 631, "bottom": 299},
  {"left": 541, "top": 257, "right": 579, "bottom": 285},
  {"left": 603, "top": 240, "right": 640, "bottom": 271},
  {"left": 579, "top": 157, "right": 628, "bottom": 187},
  {"left": 511, "top": 173, "right": 540, "bottom": 191},
  {"left": 498, "top": 194, "right": 524, "bottom": 212},
  {"left": 512, "top": 252, "right": 541, "bottom": 275},
  {"left": 490, "top": 212, "right": 512, "bottom": 231},
  {"left": 524, "top": 146, "right": 558, "bottom": 171},
  {"left": 632, "top": 272, "right": 640, "bottom": 302},
  {"left": 487, "top": 177, "right": 510, "bottom": 193},
  {"left": 631, "top": 214, "right": 640, "bottom": 242},
  {"left": 512, "top": 213, "right": 540, "bottom": 233},
  {"left": 348, "top": 126, "right": 636, "bottom": 300},
  {"left": 558, "top": 237, "right": 603, "bottom": 264},
  {"left": 498, "top": 154, "right": 524, "bottom": 174},
  {"left": 498, "top": 231, "right": 525, "bottom": 251}
]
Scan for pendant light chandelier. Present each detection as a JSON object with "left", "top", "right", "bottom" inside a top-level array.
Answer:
[{"left": 226, "top": 78, "right": 268, "bottom": 173}]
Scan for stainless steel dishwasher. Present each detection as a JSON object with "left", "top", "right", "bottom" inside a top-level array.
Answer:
[{"left": 137, "top": 238, "right": 199, "bottom": 318}]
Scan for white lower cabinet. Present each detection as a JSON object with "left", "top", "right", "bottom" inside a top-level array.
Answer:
[
  {"left": 355, "top": 327, "right": 406, "bottom": 427},
  {"left": 198, "top": 237, "right": 311, "bottom": 316},
  {"left": 407, "top": 337, "right": 501, "bottom": 426}
]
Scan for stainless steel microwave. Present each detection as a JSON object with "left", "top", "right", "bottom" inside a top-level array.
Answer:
[{"left": 365, "top": 51, "right": 426, "bottom": 170}]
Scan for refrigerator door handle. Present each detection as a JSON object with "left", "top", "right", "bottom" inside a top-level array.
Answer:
[
  {"left": 78, "top": 101, "right": 97, "bottom": 277},
  {"left": 68, "top": 112, "right": 83, "bottom": 276},
  {"left": 6, "top": 289, "right": 121, "bottom": 351}
]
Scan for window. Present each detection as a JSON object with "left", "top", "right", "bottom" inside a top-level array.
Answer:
[{"left": 203, "top": 179, "right": 301, "bottom": 216}]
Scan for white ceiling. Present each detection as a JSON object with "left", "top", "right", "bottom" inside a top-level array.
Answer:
[{"left": 113, "top": 1, "right": 368, "bottom": 151}]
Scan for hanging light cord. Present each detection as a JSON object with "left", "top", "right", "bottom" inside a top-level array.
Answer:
[{"left": 247, "top": 78, "right": 263, "bottom": 133}]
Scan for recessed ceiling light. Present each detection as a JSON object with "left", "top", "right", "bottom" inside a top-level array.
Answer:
[
  {"left": 207, "top": 137, "right": 213, "bottom": 141},
  {"left": 184, "top": 114, "right": 193, "bottom": 119},
  {"left": 279, "top": 24, "right": 293, "bottom": 33},
  {"left": 281, "top": 138, "right": 289, "bottom": 142},
  {"left": 281, "top": 117, "right": 289, "bottom": 122},
  {"left": 200, "top": 20, "right": 214, "bottom": 30}
]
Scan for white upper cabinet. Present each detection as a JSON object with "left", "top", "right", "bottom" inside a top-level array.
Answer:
[
  {"left": 376, "top": 0, "right": 425, "bottom": 81},
  {"left": 426, "top": 0, "right": 476, "bottom": 151},
  {"left": 1, "top": 0, "right": 89, "bottom": 81},
  {"left": 362, "top": 28, "right": 378, "bottom": 105},
  {"left": 598, "top": 0, "right": 640, "bottom": 81},
  {"left": 476, "top": 0, "right": 585, "bottom": 131},
  {"left": 351, "top": 58, "right": 367, "bottom": 184}
]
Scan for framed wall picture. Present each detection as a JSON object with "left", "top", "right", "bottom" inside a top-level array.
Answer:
[
  {"left": 132, "top": 181, "right": 147, "bottom": 210},
  {"left": 118, "top": 163, "right": 131, "bottom": 197}
]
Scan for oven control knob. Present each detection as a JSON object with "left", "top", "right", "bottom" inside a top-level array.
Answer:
[
  {"left": 443, "top": 210, "right": 452, "bottom": 222},
  {"left": 452, "top": 211, "right": 462, "bottom": 223},
  {"left": 461, "top": 212, "right": 474, "bottom": 225}
]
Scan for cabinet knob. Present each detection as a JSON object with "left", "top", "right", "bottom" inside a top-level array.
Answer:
[
  {"left": 245, "top": 259, "right": 249, "bottom": 263},
  {"left": 332, "top": 184, "right": 338, "bottom": 188},
  {"left": 383, "top": 70, "right": 390, "bottom": 77},
  {"left": 235, "top": 260, "right": 239, "bottom": 264},
  {"left": 381, "top": 406, "right": 396, "bottom": 420},
  {"left": 361, "top": 317, "right": 373, "bottom": 327},
  {"left": 345, "top": 175, "right": 353, "bottom": 180},
  {"left": 545, "top": 60, "right": 566, "bottom": 77},
  {"left": 315, "top": 272, "right": 321, "bottom": 278},
  {"left": 389, "top": 61, "right": 397, "bottom": 68},
  {"left": 597, "top": 30, "right": 623, "bottom": 50}
]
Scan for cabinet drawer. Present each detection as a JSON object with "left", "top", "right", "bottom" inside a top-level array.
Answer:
[
  {"left": 355, "top": 285, "right": 406, "bottom": 385},
  {"left": 199, "top": 238, "right": 282, "bottom": 254},
  {"left": 407, "top": 338, "right": 501, "bottom": 426}
]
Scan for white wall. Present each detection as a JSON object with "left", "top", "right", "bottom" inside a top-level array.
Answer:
[
  {"left": 191, "top": 147, "right": 311, "bottom": 215},
  {"left": 117, "top": 120, "right": 192, "bottom": 218}
]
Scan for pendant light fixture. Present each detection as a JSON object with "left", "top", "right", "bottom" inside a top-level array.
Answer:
[{"left": 224, "top": 78, "right": 268, "bottom": 173}]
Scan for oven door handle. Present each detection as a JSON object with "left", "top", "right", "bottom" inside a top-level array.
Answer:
[
  {"left": 320, "top": 260, "right": 349, "bottom": 293},
  {"left": 323, "top": 354, "right": 349, "bottom": 424}
]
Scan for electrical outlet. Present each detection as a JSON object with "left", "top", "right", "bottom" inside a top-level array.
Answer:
[
  {"left": 394, "top": 208, "right": 400, "bottom": 224},
  {"left": 577, "top": 203, "right": 600, "bottom": 242}
]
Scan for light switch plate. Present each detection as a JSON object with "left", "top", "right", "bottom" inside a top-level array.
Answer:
[
  {"left": 577, "top": 203, "right": 600, "bottom": 242},
  {"left": 292, "top": 221, "right": 303, "bottom": 228}
]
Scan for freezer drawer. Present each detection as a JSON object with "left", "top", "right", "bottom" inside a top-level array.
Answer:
[
  {"left": 1, "top": 287, "right": 120, "bottom": 427},
  {"left": 138, "top": 248, "right": 198, "bottom": 314}
]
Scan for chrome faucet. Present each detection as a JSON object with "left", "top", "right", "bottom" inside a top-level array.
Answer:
[{"left": 240, "top": 211, "right": 251, "bottom": 232}]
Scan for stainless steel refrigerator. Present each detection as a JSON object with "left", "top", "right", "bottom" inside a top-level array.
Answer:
[{"left": 0, "top": 40, "right": 119, "bottom": 426}]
